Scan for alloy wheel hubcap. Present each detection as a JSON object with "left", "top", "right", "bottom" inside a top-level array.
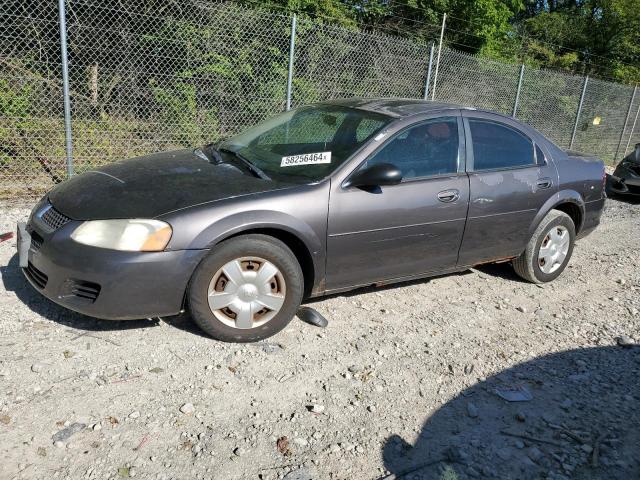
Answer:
[
  {"left": 207, "top": 256, "right": 286, "bottom": 329},
  {"left": 538, "top": 225, "right": 570, "bottom": 274}
]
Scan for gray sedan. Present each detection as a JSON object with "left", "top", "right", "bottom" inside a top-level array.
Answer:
[{"left": 18, "top": 99, "right": 606, "bottom": 342}]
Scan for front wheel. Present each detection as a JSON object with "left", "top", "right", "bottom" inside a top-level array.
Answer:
[
  {"left": 512, "top": 210, "right": 576, "bottom": 283},
  {"left": 188, "top": 234, "right": 303, "bottom": 342}
]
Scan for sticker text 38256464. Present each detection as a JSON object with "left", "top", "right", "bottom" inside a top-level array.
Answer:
[{"left": 280, "top": 151, "right": 331, "bottom": 167}]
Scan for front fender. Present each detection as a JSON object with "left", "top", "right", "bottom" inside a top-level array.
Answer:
[
  {"left": 160, "top": 182, "right": 330, "bottom": 295},
  {"left": 528, "top": 190, "right": 585, "bottom": 237},
  {"left": 191, "top": 210, "right": 323, "bottom": 255},
  {"left": 191, "top": 210, "right": 325, "bottom": 296}
]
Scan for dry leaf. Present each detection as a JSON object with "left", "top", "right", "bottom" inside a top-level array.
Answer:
[{"left": 276, "top": 436, "right": 292, "bottom": 456}]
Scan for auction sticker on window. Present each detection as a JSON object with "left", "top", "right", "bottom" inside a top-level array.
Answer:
[{"left": 281, "top": 151, "right": 331, "bottom": 167}]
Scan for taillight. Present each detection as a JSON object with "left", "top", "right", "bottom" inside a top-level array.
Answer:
[{"left": 601, "top": 166, "right": 606, "bottom": 197}]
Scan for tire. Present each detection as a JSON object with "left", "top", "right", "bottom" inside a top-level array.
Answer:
[
  {"left": 512, "top": 210, "right": 576, "bottom": 284},
  {"left": 188, "top": 234, "right": 303, "bottom": 342}
]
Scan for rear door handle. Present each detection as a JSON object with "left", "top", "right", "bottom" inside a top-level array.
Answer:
[
  {"left": 536, "top": 178, "right": 552, "bottom": 189},
  {"left": 437, "top": 189, "right": 460, "bottom": 203}
]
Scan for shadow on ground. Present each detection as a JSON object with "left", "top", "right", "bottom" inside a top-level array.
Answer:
[
  {"left": 0, "top": 253, "right": 209, "bottom": 337},
  {"left": 606, "top": 193, "right": 640, "bottom": 205},
  {"left": 3, "top": 251, "right": 482, "bottom": 336},
  {"left": 380, "top": 346, "right": 640, "bottom": 480}
]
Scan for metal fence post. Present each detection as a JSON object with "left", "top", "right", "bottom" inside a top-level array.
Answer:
[
  {"left": 58, "top": 0, "right": 74, "bottom": 177},
  {"left": 512, "top": 64, "right": 525, "bottom": 117},
  {"left": 423, "top": 43, "right": 434, "bottom": 100},
  {"left": 569, "top": 75, "right": 589, "bottom": 150},
  {"left": 430, "top": 13, "right": 446, "bottom": 101},
  {"left": 614, "top": 85, "right": 637, "bottom": 161},
  {"left": 285, "top": 13, "right": 297, "bottom": 111},
  {"left": 623, "top": 100, "right": 640, "bottom": 157}
]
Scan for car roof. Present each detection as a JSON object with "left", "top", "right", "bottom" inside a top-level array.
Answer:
[
  {"left": 317, "top": 97, "right": 475, "bottom": 118},
  {"left": 314, "top": 97, "right": 564, "bottom": 155}
]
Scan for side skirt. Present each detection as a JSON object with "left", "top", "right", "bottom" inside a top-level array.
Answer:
[
  {"left": 312, "top": 265, "right": 472, "bottom": 298},
  {"left": 311, "top": 256, "right": 519, "bottom": 299}
]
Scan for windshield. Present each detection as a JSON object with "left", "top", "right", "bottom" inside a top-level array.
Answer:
[{"left": 218, "top": 105, "right": 393, "bottom": 182}]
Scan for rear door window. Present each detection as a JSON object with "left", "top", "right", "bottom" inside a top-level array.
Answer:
[{"left": 468, "top": 119, "right": 535, "bottom": 171}]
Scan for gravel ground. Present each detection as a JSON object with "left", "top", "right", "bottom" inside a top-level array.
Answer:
[{"left": 0, "top": 198, "right": 638, "bottom": 480}]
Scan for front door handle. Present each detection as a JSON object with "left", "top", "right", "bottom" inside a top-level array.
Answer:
[
  {"left": 437, "top": 189, "right": 460, "bottom": 203},
  {"left": 536, "top": 178, "right": 552, "bottom": 189}
]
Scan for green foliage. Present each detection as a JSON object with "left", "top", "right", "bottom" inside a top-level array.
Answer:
[
  {"left": 242, "top": 0, "right": 358, "bottom": 27},
  {"left": 1, "top": 0, "right": 638, "bottom": 198},
  {"left": 439, "top": 465, "right": 460, "bottom": 480},
  {"left": 0, "top": 80, "right": 32, "bottom": 119},
  {"left": 346, "top": 0, "right": 638, "bottom": 83},
  {"left": 0, "top": 80, "right": 34, "bottom": 168},
  {"left": 525, "top": 42, "right": 581, "bottom": 70},
  {"left": 150, "top": 78, "right": 213, "bottom": 146},
  {"left": 507, "top": 0, "right": 638, "bottom": 81}
]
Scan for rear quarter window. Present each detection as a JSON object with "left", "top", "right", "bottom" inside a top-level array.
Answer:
[{"left": 469, "top": 119, "right": 535, "bottom": 170}]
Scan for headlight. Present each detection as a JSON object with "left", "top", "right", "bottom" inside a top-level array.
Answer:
[{"left": 70, "top": 219, "right": 172, "bottom": 251}]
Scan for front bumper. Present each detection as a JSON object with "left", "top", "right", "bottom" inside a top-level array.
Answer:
[
  {"left": 607, "top": 167, "right": 640, "bottom": 196},
  {"left": 18, "top": 212, "right": 207, "bottom": 320}
]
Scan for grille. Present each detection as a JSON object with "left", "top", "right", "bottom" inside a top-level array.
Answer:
[
  {"left": 41, "top": 204, "right": 71, "bottom": 231},
  {"left": 30, "top": 231, "right": 43, "bottom": 252},
  {"left": 64, "top": 279, "right": 101, "bottom": 304},
  {"left": 25, "top": 262, "right": 48, "bottom": 289}
]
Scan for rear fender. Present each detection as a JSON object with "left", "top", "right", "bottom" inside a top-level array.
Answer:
[{"left": 528, "top": 190, "right": 585, "bottom": 237}]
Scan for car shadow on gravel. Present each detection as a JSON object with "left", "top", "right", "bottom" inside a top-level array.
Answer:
[
  {"left": 1, "top": 253, "right": 292, "bottom": 340},
  {"left": 605, "top": 193, "right": 640, "bottom": 205},
  {"left": 473, "top": 262, "right": 529, "bottom": 283},
  {"left": 380, "top": 345, "right": 640, "bottom": 480},
  {"left": 1, "top": 254, "right": 159, "bottom": 333}
]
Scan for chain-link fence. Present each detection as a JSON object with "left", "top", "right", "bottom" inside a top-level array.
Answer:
[{"left": 1, "top": 0, "right": 639, "bottom": 200}]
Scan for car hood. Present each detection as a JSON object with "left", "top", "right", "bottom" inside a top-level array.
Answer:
[{"left": 48, "top": 149, "right": 293, "bottom": 220}]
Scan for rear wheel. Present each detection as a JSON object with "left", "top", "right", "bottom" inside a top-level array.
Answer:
[
  {"left": 513, "top": 210, "right": 575, "bottom": 283},
  {"left": 188, "top": 234, "right": 303, "bottom": 342}
]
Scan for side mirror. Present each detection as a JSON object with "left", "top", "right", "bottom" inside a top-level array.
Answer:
[{"left": 343, "top": 163, "right": 403, "bottom": 189}]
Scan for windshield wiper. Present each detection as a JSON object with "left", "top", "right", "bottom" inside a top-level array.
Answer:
[
  {"left": 219, "top": 148, "right": 271, "bottom": 180},
  {"left": 200, "top": 143, "right": 225, "bottom": 164}
]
